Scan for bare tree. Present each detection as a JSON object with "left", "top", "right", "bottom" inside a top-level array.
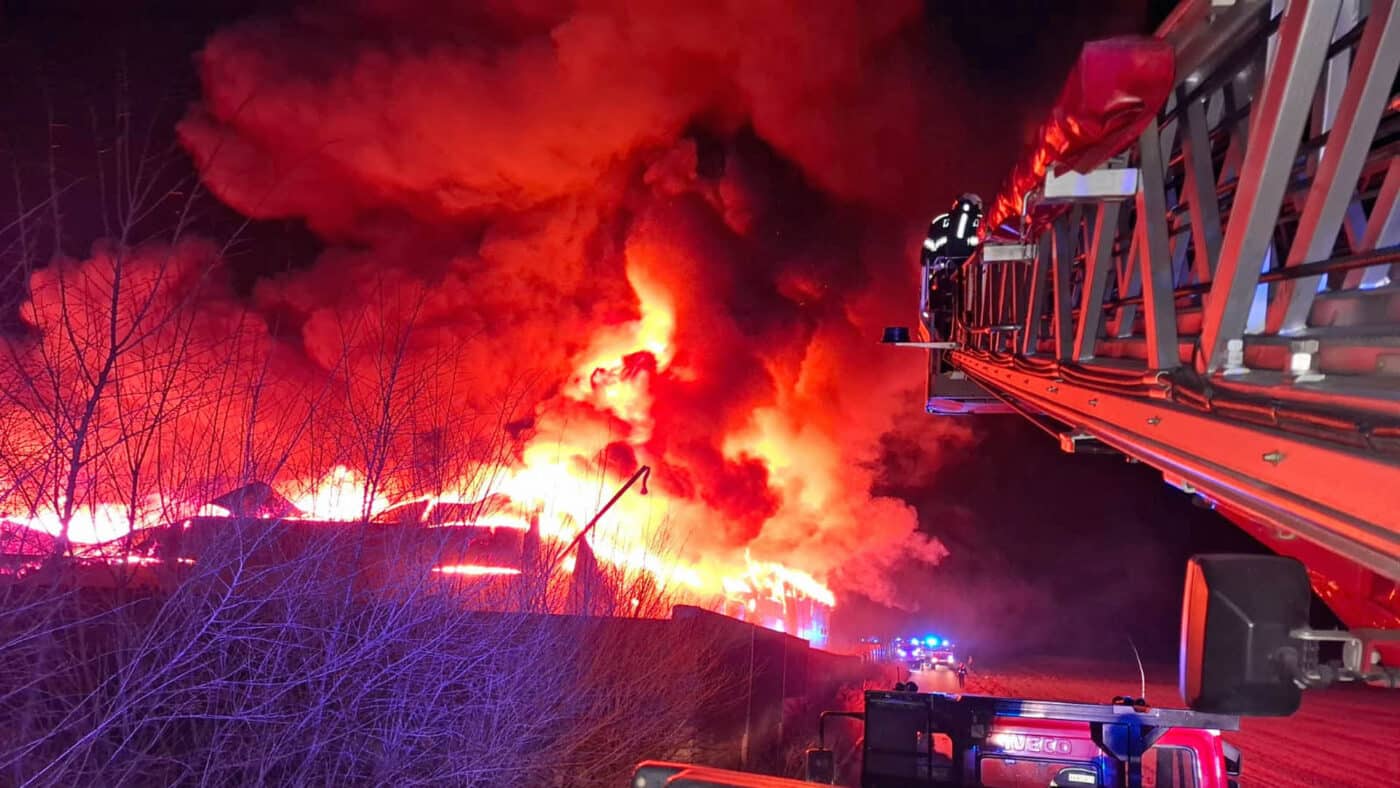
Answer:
[
  {"left": 0, "top": 74, "right": 756, "bottom": 788},
  {"left": 0, "top": 81, "right": 261, "bottom": 558},
  {"left": 0, "top": 494, "right": 736, "bottom": 786}
]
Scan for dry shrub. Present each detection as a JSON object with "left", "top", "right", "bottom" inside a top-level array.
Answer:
[{"left": 0, "top": 523, "right": 735, "bottom": 787}]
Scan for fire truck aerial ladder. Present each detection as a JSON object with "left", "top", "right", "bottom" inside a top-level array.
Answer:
[{"left": 888, "top": 0, "right": 1400, "bottom": 666}]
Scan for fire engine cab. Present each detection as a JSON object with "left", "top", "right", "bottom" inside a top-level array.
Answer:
[
  {"left": 633, "top": 554, "right": 1397, "bottom": 787},
  {"left": 854, "top": 692, "right": 1239, "bottom": 788}
]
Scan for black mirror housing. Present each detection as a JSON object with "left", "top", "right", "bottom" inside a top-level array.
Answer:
[
  {"left": 1179, "top": 554, "right": 1308, "bottom": 716},
  {"left": 882, "top": 326, "right": 911, "bottom": 344}
]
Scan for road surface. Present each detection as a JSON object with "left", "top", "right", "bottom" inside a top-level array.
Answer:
[{"left": 909, "top": 665, "right": 965, "bottom": 694}]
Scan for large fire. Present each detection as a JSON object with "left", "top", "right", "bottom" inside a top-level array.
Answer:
[
  {"left": 0, "top": 0, "right": 965, "bottom": 647},
  {"left": 1, "top": 259, "right": 836, "bottom": 639}
]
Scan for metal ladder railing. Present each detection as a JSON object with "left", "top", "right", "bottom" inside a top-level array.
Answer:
[{"left": 943, "top": 0, "right": 1400, "bottom": 581}]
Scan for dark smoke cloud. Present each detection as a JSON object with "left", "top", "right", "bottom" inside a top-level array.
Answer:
[
  {"left": 165, "top": 0, "right": 1150, "bottom": 600},
  {"left": 178, "top": 0, "right": 973, "bottom": 232}
]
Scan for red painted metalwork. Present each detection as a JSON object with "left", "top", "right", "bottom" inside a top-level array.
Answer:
[
  {"left": 944, "top": 3, "right": 1400, "bottom": 666},
  {"left": 983, "top": 718, "right": 1232, "bottom": 788},
  {"left": 1219, "top": 506, "right": 1400, "bottom": 665},
  {"left": 984, "top": 36, "right": 1177, "bottom": 237}
]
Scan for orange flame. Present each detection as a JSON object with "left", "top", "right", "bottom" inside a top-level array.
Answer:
[
  {"left": 287, "top": 466, "right": 390, "bottom": 521},
  {"left": 0, "top": 255, "right": 835, "bottom": 640},
  {"left": 432, "top": 565, "right": 523, "bottom": 576},
  {"left": 568, "top": 261, "right": 676, "bottom": 441}
]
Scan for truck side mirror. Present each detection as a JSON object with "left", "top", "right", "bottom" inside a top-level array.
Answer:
[
  {"left": 1179, "top": 554, "right": 1308, "bottom": 716},
  {"left": 882, "top": 326, "right": 911, "bottom": 344}
]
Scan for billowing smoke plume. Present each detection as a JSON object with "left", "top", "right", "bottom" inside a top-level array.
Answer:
[{"left": 165, "top": 0, "right": 989, "bottom": 601}]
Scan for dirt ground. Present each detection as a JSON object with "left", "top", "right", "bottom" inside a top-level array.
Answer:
[{"left": 957, "top": 658, "right": 1400, "bottom": 787}]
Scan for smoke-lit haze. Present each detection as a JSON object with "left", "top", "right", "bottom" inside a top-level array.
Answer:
[
  {"left": 165, "top": 0, "right": 986, "bottom": 601},
  {"left": 1, "top": 0, "right": 1168, "bottom": 627}
]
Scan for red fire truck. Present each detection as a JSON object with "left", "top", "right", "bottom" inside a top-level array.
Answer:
[
  {"left": 633, "top": 694, "right": 1239, "bottom": 788},
  {"left": 631, "top": 554, "right": 1397, "bottom": 787}
]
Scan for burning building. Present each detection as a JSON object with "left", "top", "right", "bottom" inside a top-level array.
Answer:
[{"left": 0, "top": 0, "right": 1073, "bottom": 646}]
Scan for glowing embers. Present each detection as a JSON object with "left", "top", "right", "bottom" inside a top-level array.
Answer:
[
  {"left": 431, "top": 565, "right": 523, "bottom": 576},
  {"left": 720, "top": 552, "right": 834, "bottom": 646},
  {"left": 0, "top": 465, "right": 837, "bottom": 640},
  {"left": 0, "top": 388, "right": 839, "bottom": 635},
  {"left": 489, "top": 456, "right": 711, "bottom": 597},
  {"left": 586, "top": 536, "right": 705, "bottom": 592},
  {"left": 16, "top": 500, "right": 171, "bottom": 544},
  {"left": 372, "top": 496, "right": 532, "bottom": 530},
  {"left": 744, "top": 552, "right": 836, "bottom": 608},
  {"left": 287, "top": 466, "right": 389, "bottom": 521},
  {"left": 0, "top": 248, "right": 840, "bottom": 636}
]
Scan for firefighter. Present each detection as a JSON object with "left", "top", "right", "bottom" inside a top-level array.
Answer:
[
  {"left": 920, "top": 193, "right": 983, "bottom": 271},
  {"left": 920, "top": 193, "right": 983, "bottom": 342}
]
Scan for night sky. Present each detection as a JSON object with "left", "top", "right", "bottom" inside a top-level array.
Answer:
[
  {"left": 864, "top": 411, "right": 1274, "bottom": 662},
  {"left": 1, "top": 0, "right": 1276, "bottom": 663}
]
